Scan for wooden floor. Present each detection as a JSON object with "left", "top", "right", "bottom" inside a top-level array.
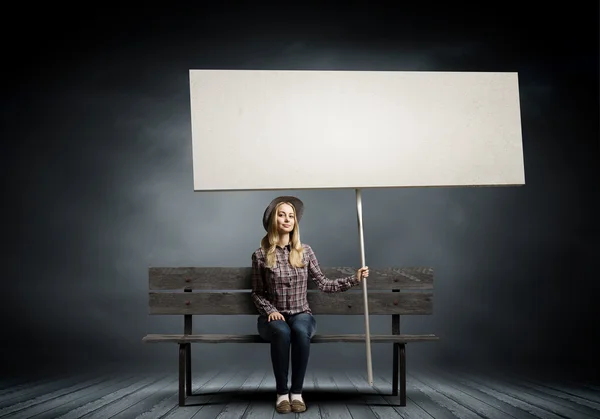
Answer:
[{"left": 1, "top": 365, "right": 599, "bottom": 419}]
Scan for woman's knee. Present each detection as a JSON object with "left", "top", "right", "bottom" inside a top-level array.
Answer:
[
  {"left": 291, "top": 314, "right": 317, "bottom": 339},
  {"left": 265, "top": 320, "right": 292, "bottom": 342}
]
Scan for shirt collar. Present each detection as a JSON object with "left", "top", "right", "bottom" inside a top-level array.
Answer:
[{"left": 276, "top": 243, "right": 291, "bottom": 250}]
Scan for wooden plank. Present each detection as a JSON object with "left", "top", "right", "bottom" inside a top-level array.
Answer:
[
  {"left": 15, "top": 375, "right": 139, "bottom": 419},
  {"left": 210, "top": 369, "right": 267, "bottom": 419},
  {"left": 0, "top": 373, "right": 117, "bottom": 417},
  {"left": 403, "top": 372, "right": 482, "bottom": 419},
  {"left": 142, "top": 333, "right": 439, "bottom": 344},
  {"left": 374, "top": 373, "right": 460, "bottom": 418},
  {"left": 0, "top": 376, "right": 49, "bottom": 394},
  {"left": 108, "top": 375, "right": 184, "bottom": 419},
  {"left": 410, "top": 371, "right": 512, "bottom": 419},
  {"left": 313, "top": 369, "right": 353, "bottom": 419},
  {"left": 478, "top": 370, "right": 600, "bottom": 417},
  {"left": 298, "top": 371, "right": 323, "bottom": 419},
  {"left": 447, "top": 371, "right": 569, "bottom": 419},
  {"left": 193, "top": 369, "right": 265, "bottom": 419},
  {"left": 148, "top": 291, "right": 433, "bottom": 315},
  {"left": 240, "top": 372, "right": 276, "bottom": 419},
  {"left": 149, "top": 266, "right": 433, "bottom": 290},
  {"left": 508, "top": 377, "right": 600, "bottom": 413},
  {"left": 327, "top": 373, "right": 379, "bottom": 419},
  {"left": 343, "top": 371, "right": 412, "bottom": 418},
  {"left": 51, "top": 375, "right": 167, "bottom": 419},
  {"left": 184, "top": 368, "right": 253, "bottom": 419},
  {"left": 163, "top": 367, "right": 247, "bottom": 419},
  {"left": 0, "top": 378, "right": 26, "bottom": 392},
  {"left": 131, "top": 369, "right": 221, "bottom": 419},
  {"left": 61, "top": 375, "right": 177, "bottom": 419},
  {"left": 515, "top": 375, "right": 600, "bottom": 405},
  {"left": 459, "top": 371, "right": 599, "bottom": 419},
  {"left": 0, "top": 373, "right": 91, "bottom": 405},
  {"left": 422, "top": 365, "right": 540, "bottom": 419}
]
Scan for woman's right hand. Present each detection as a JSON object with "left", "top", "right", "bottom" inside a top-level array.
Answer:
[{"left": 268, "top": 312, "right": 284, "bottom": 322}]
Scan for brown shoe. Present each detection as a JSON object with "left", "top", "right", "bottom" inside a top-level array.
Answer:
[
  {"left": 276, "top": 399, "right": 291, "bottom": 414},
  {"left": 291, "top": 399, "right": 306, "bottom": 413}
]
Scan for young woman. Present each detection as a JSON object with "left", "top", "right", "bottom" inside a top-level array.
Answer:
[{"left": 251, "top": 196, "right": 369, "bottom": 414}]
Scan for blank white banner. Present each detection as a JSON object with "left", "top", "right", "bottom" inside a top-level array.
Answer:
[{"left": 189, "top": 70, "right": 525, "bottom": 191}]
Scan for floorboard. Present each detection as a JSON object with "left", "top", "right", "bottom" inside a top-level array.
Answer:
[
  {"left": 481, "top": 370, "right": 600, "bottom": 418},
  {"left": 422, "top": 365, "right": 540, "bottom": 419},
  {"left": 517, "top": 376, "right": 600, "bottom": 405},
  {"left": 1, "top": 366, "right": 598, "bottom": 419},
  {"left": 13, "top": 375, "right": 137, "bottom": 419},
  {"left": 458, "top": 371, "right": 598, "bottom": 419}
]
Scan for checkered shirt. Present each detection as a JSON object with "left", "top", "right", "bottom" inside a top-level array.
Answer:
[{"left": 251, "top": 243, "right": 360, "bottom": 316}]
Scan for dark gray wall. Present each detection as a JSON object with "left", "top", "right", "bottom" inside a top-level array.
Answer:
[{"left": 3, "top": 4, "right": 598, "bottom": 379}]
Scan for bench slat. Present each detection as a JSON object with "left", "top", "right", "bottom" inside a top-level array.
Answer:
[
  {"left": 149, "top": 291, "right": 432, "bottom": 315},
  {"left": 142, "top": 333, "right": 439, "bottom": 343},
  {"left": 149, "top": 267, "right": 433, "bottom": 290}
]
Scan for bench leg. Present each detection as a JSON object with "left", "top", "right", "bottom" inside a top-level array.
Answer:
[
  {"left": 392, "top": 343, "right": 399, "bottom": 396},
  {"left": 179, "top": 344, "right": 186, "bottom": 406},
  {"left": 399, "top": 343, "right": 406, "bottom": 406},
  {"left": 392, "top": 343, "right": 406, "bottom": 406},
  {"left": 186, "top": 343, "right": 192, "bottom": 396}
]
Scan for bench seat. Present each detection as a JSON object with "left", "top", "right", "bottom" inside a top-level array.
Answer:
[{"left": 143, "top": 333, "right": 439, "bottom": 344}]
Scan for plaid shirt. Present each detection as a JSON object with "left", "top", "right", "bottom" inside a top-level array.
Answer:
[{"left": 251, "top": 243, "right": 360, "bottom": 316}]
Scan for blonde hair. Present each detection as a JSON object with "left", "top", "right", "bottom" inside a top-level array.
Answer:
[{"left": 261, "top": 201, "right": 306, "bottom": 269}]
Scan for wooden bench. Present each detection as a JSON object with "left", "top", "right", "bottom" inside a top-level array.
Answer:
[{"left": 142, "top": 265, "right": 439, "bottom": 407}]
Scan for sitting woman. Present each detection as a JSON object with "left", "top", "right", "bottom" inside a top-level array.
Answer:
[{"left": 251, "top": 196, "right": 369, "bottom": 414}]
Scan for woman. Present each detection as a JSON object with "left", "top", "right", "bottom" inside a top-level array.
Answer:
[{"left": 251, "top": 196, "right": 369, "bottom": 414}]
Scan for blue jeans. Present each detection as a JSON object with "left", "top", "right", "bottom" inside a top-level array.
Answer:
[{"left": 257, "top": 312, "right": 317, "bottom": 395}]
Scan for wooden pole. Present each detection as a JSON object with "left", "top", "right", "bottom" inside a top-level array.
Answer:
[{"left": 356, "top": 188, "right": 373, "bottom": 386}]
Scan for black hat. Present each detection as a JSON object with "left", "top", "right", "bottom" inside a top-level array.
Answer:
[{"left": 263, "top": 196, "right": 304, "bottom": 231}]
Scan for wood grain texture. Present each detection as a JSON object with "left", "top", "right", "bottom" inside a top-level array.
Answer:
[
  {"left": 142, "top": 334, "right": 440, "bottom": 343},
  {"left": 148, "top": 266, "right": 434, "bottom": 290},
  {"left": 2, "top": 369, "right": 595, "bottom": 418},
  {"left": 148, "top": 291, "right": 433, "bottom": 315}
]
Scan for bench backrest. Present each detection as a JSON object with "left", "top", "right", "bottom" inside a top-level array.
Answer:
[{"left": 148, "top": 266, "right": 434, "bottom": 315}]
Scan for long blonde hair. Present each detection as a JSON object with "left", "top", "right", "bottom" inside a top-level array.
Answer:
[{"left": 261, "top": 201, "right": 306, "bottom": 269}]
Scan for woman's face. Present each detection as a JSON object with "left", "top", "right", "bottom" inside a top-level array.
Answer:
[{"left": 276, "top": 203, "right": 295, "bottom": 235}]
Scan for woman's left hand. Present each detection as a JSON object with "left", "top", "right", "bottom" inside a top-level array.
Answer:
[{"left": 357, "top": 266, "right": 369, "bottom": 281}]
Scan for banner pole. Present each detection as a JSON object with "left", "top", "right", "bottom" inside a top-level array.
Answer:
[{"left": 356, "top": 188, "right": 373, "bottom": 386}]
